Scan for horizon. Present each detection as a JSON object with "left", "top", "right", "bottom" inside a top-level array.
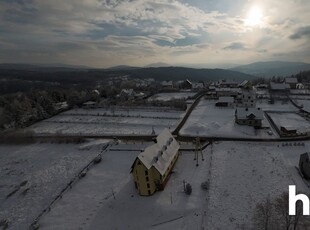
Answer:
[
  {"left": 0, "top": 0, "right": 309, "bottom": 67},
  {"left": 1, "top": 60, "right": 310, "bottom": 70}
]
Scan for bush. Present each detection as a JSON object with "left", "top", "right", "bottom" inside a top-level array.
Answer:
[
  {"left": 201, "top": 181, "right": 209, "bottom": 190},
  {"left": 185, "top": 183, "right": 192, "bottom": 195}
]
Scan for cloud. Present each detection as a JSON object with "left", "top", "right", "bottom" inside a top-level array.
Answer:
[
  {"left": 223, "top": 42, "right": 247, "bottom": 50},
  {"left": 0, "top": 0, "right": 309, "bottom": 66},
  {"left": 289, "top": 26, "right": 310, "bottom": 40}
]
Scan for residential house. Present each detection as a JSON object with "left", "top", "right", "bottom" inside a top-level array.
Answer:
[
  {"left": 192, "top": 82, "right": 205, "bottom": 91},
  {"left": 119, "top": 89, "right": 135, "bottom": 100},
  {"left": 161, "top": 80, "right": 174, "bottom": 89},
  {"left": 269, "top": 82, "right": 290, "bottom": 93},
  {"left": 215, "top": 96, "right": 234, "bottom": 107},
  {"left": 235, "top": 107, "right": 264, "bottom": 127},
  {"left": 219, "top": 80, "right": 239, "bottom": 88},
  {"left": 237, "top": 90, "right": 256, "bottom": 108},
  {"left": 239, "top": 80, "right": 252, "bottom": 89},
  {"left": 216, "top": 88, "right": 240, "bottom": 97},
  {"left": 130, "top": 129, "right": 180, "bottom": 196},
  {"left": 285, "top": 77, "right": 298, "bottom": 89}
]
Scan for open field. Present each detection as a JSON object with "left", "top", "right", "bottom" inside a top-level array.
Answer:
[
  {"left": 206, "top": 141, "right": 309, "bottom": 229},
  {"left": 148, "top": 92, "right": 196, "bottom": 102},
  {"left": 0, "top": 141, "right": 109, "bottom": 229},
  {"left": 1, "top": 139, "right": 309, "bottom": 230},
  {"left": 256, "top": 99, "right": 298, "bottom": 112},
  {"left": 267, "top": 112, "right": 310, "bottom": 134},
  {"left": 28, "top": 107, "right": 186, "bottom": 136},
  {"left": 180, "top": 100, "right": 276, "bottom": 138}
]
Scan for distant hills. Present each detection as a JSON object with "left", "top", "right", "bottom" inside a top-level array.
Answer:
[
  {"left": 0, "top": 63, "right": 92, "bottom": 70},
  {"left": 1, "top": 61, "right": 309, "bottom": 84},
  {"left": 104, "top": 67, "right": 255, "bottom": 82},
  {"left": 0, "top": 64, "right": 255, "bottom": 83},
  {"left": 230, "top": 61, "right": 310, "bottom": 77},
  {"left": 144, "top": 62, "right": 171, "bottom": 68}
]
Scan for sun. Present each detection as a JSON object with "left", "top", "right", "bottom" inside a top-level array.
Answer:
[{"left": 245, "top": 5, "right": 263, "bottom": 27}]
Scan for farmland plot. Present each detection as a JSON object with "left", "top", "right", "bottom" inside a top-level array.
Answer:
[{"left": 28, "top": 107, "right": 186, "bottom": 136}]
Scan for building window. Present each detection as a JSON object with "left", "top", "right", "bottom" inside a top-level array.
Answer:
[
  {"left": 145, "top": 170, "right": 148, "bottom": 176},
  {"left": 148, "top": 190, "right": 151, "bottom": 195},
  {"left": 146, "top": 177, "right": 149, "bottom": 182},
  {"left": 147, "top": 183, "right": 150, "bottom": 188}
]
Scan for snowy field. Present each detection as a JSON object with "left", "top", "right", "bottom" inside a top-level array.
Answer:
[
  {"left": 148, "top": 92, "right": 196, "bottom": 102},
  {"left": 28, "top": 107, "right": 186, "bottom": 136},
  {"left": 206, "top": 141, "right": 310, "bottom": 229},
  {"left": 1, "top": 140, "right": 309, "bottom": 229},
  {"left": 296, "top": 99, "right": 310, "bottom": 112},
  {"left": 267, "top": 112, "right": 310, "bottom": 133},
  {"left": 256, "top": 99, "right": 299, "bottom": 112},
  {"left": 0, "top": 141, "right": 109, "bottom": 229},
  {"left": 39, "top": 142, "right": 211, "bottom": 230},
  {"left": 28, "top": 140, "right": 310, "bottom": 230},
  {"left": 180, "top": 99, "right": 275, "bottom": 138}
]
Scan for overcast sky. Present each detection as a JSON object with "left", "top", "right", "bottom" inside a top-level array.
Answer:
[{"left": 0, "top": 0, "right": 309, "bottom": 68}]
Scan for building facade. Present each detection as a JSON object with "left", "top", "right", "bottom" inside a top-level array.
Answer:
[
  {"left": 235, "top": 107, "right": 264, "bottom": 127},
  {"left": 131, "top": 129, "right": 180, "bottom": 196}
]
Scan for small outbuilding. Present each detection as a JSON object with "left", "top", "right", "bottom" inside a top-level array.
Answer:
[
  {"left": 299, "top": 152, "right": 310, "bottom": 179},
  {"left": 215, "top": 97, "right": 234, "bottom": 107},
  {"left": 280, "top": 126, "right": 297, "bottom": 136}
]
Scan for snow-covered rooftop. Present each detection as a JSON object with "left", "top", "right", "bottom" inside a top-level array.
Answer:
[
  {"left": 215, "top": 88, "right": 241, "bottom": 92},
  {"left": 161, "top": 80, "right": 173, "bottom": 86},
  {"left": 270, "top": 82, "right": 290, "bottom": 90},
  {"left": 235, "top": 107, "right": 264, "bottom": 120},
  {"left": 285, "top": 77, "right": 298, "bottom": 84},
  {"left": 137, "top": 128, "right": 180, "bottom": 175},
  {"left": 217, "top": 96, "right": 234, "bottom": 103}
]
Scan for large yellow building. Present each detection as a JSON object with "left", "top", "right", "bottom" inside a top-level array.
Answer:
[{"left": 131, "top": 129, "right": 180, "bottom": 196}]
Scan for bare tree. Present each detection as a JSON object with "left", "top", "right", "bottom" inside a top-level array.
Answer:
[
  {"left": 252, "top": 198, "right": 274, "bottom": 230},
  {"left": 252, "top": 192, "right": 310, "bottom": 230}
]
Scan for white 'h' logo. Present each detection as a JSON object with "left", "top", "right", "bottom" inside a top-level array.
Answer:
[{"left": 289, "top": 185, "right": 309, "bottom": 215}]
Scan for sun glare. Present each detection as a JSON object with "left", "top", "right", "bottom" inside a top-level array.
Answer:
[{"left": 246, "top": 6, "right": 263, "bottom": 27}]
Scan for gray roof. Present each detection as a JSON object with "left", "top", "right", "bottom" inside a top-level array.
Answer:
[
  {"left": 270, "top": 82, "right": 290, "bottom": 90},
  {"left": 235, "top": 107, "right": 264, "bottom": 120},
  {"left": 285, "top": 77, "right": 298, "bottom": 84},
  {"left": 217, "top": 96, "right": 234, "bottom": 103}
]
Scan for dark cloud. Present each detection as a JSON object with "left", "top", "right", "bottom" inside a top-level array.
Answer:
[
  {"left": 223, "top": 42, "right": 247, "bottom": 50},
  {"left": 289, "top": 26, "right": 310, "bottom": 40}
]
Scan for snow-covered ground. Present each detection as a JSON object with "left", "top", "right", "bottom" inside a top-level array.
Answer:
[
  {"left": 32, "top": 141, "right": 310, "bottom": 230},
  {"left": 296, "top": 99, "right": 310, "bottom": 112},
  {"left": 0, "top": 141, "right": 109, "bottom": 229},
  {"left": 180, "top": 100, "right": 276, "bottom": 138},
  {"left": 206, "top": 141, "right": 309, "bottom": 229},
  {"left": 27, "top": 107, "right": 186, "bottom": 136},
  {"left": 1, "top": 140, "right": 309, "bottom": 229},
  {"left": 39, "top": 143, "right": 211, "bottom": 230},
  {"left": 267, "top": 112, "right": 310, "bottom": 133},
  {"left": 256, "top": 99, "right": 299, "bottom": 112},
  {"left": 148, "top": 92, "right": 196, "bottom": 102}
]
